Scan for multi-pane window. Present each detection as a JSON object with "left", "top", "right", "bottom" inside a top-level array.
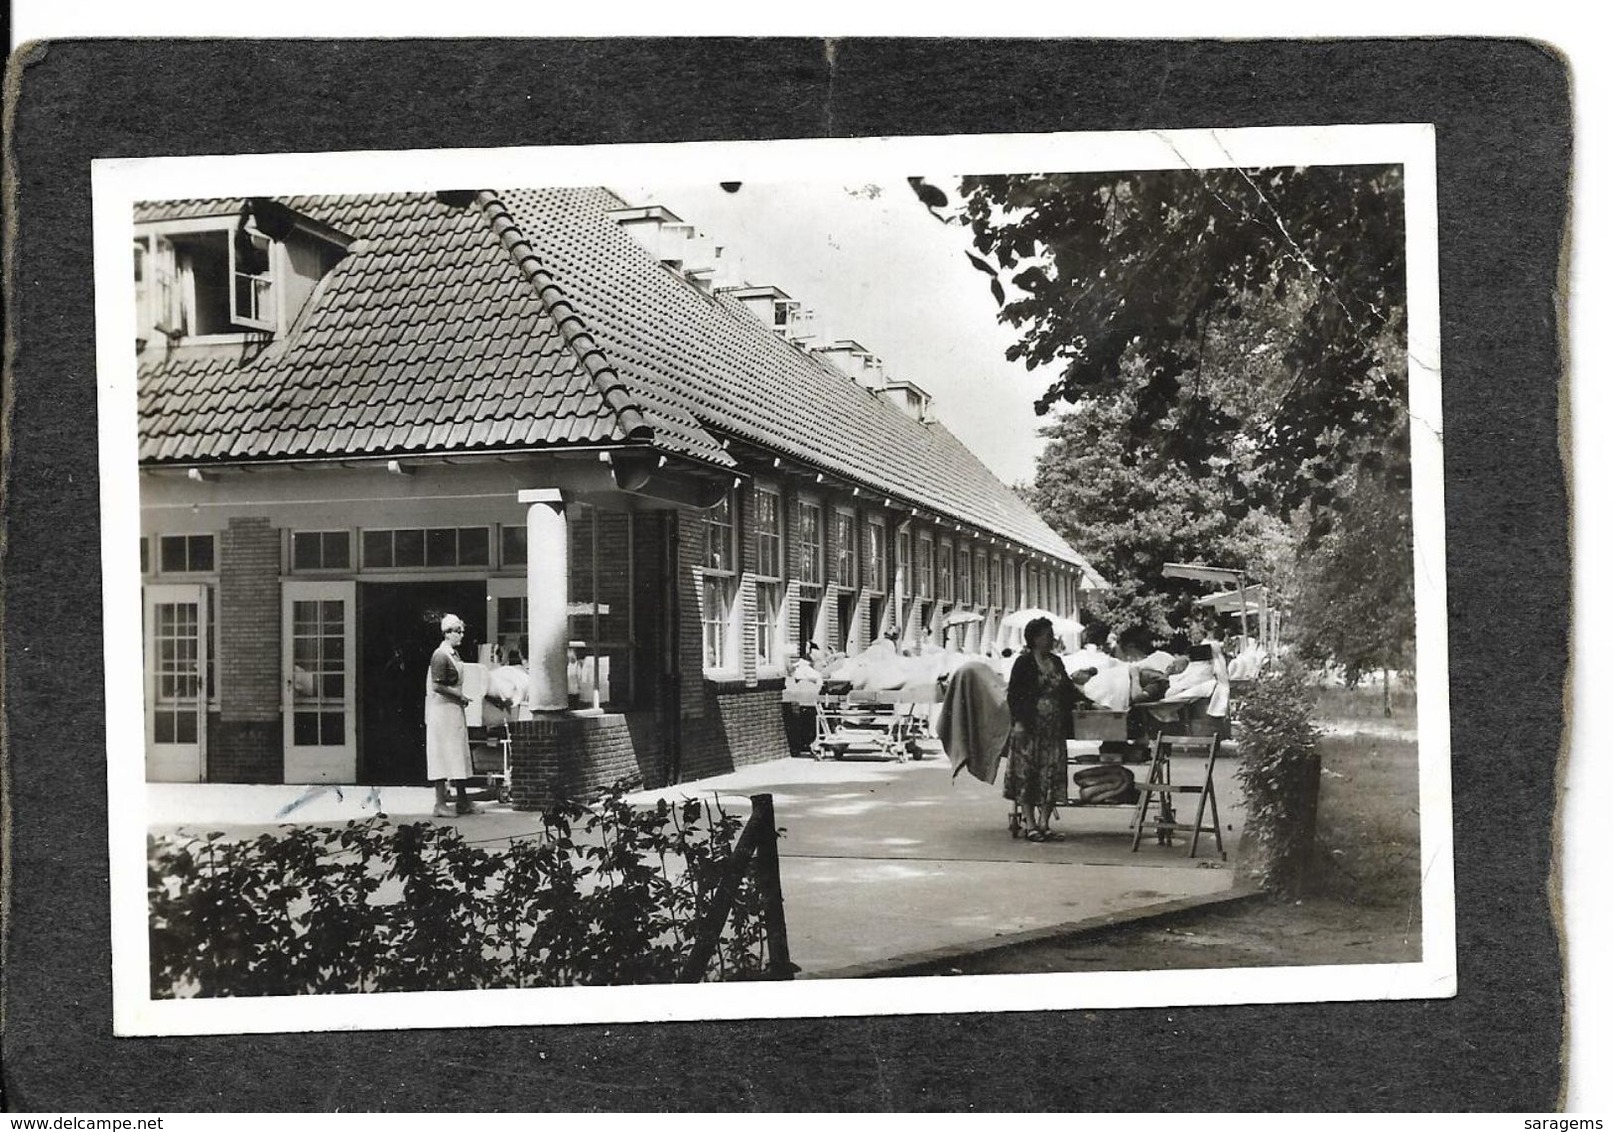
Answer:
[
  {"left": 159, "top": 534, "right": 215, "bottom": 574},
  {"left": 752, "top": 581, "right": 783, "bottom": 669},
  {"left": 496, "top": 596, "right": 529, "bottom": 659},
  {"left": 700, "top": 491, "right": 739, "bottom": 674},
  {"left": 362, "top": 527, "right": 490, "bottom": 569},
  {"left": 232, "top": 228, "right": 275, "bottom": 330},
  {"left": 151, "top": 599, "right": 202, "bottom": 744},
  {"left": 957, "top": 545, "right": 973, "bottom": 605},
  {"left": 918, "top": 535, "right": 935, "bottom": 598},
  {"left": 290, "top": 598, "right": 346, "bottom": 746},
  {"left": 755, "top": 489, "right": 783, "bottom": 580},
  {"left": 975, "top": 550, "right": 989, "bottom": 606},
  {"left": 832, "top": 509, "right": 857, "bottom": 588},
  {"left": 938, "top": 541, "right": 955, "bottom": 602},
  {"left": 148, "top": 228, "right": 276, "bottom": 338},
  {"left": 146, "top": 542, "right": 219, "bottom": 704},
  {"left": 500, "top": 525, "right": 527, "bottom": 568},
  {"left": 895, "top": 527, "right": 912, "bottom": 592},
  {"left": 291, "top": 530, "right": 352, "bottom": 571},
  {"left": 702, "top": 576, "right": 735, "bottom": 672},
  {"left": 795, "top": 500, "right": 823, "bottom": 586},
  {"left": 989, "top": 556, "right": 1003, "bottom": 607},
  {"left": 864, "top": 519, "right": 887, "bottom": 593},
  {"left": 751, "top": 490, "right": 785, "bottom": 665},
  {"left": 702, "top": 493, "right": 736, "bottom": 572}
]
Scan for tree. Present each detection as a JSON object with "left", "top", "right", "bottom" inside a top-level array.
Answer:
[
  {"left": 1027, "top": 387, "right": 1294, "bottom": 645},
  {"left": 1287, "top": 425, "right": 1416, "bottom": 701},
  {"left": 957, "top": 165, "right": 1408, "bottom": 533}
]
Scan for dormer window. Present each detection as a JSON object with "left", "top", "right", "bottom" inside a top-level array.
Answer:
[
  {"left": 134, "top": 200, "right": 350, "bottom": 351},
  {"left": 136, "top": 223, "right": 276, "bottom": 340}
]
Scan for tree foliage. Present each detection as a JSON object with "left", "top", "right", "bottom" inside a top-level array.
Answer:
[
  {"left": 936, "top": 165, "right": 1413, "bottom": 668},
  {"left": 1287, "top": 427, "right": 1417, "bottom": 685},
  {"left": 958, "top": 165, "right": 1408, "bottom": 529},
  {"left": 1026, "top": 389, "right": 1293, "bottom": 643}
]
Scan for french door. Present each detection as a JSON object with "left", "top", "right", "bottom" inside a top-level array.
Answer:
[
  {"left": 144, "top": 584, "right": 208, "bottom": 782},
  {"left": 282, "top": 580, "right": 356, "bottom": 783}
]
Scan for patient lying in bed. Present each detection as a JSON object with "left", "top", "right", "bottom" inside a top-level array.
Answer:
[{"left": 1068, "top": 660, "right": 1172, "bottom": 711}]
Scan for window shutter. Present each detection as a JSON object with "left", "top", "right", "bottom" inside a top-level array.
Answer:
[{"left": 152, "top": 236, "right": 182, "bottom": 335}]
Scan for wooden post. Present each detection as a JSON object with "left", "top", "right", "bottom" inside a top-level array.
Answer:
[
  {"left": 749, "top": 793, "right": 794, "bottom": 980},
  {"left": 677, "top": 809, "right": 763, "bottom": 983}
]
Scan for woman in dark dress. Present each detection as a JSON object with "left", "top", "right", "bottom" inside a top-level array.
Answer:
[{"left": 1004, "top": 616, "right": 1077, "bottom": 842}]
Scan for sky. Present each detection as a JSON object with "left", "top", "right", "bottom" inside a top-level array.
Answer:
[{"left": 612, "top": 177, "right": 1057, "bottom": 488}]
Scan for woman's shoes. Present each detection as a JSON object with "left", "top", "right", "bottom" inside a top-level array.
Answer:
[
  {"left": 456, "top": 802, "right": 487, "bottom": 816},
  {"left": 1025, "top": 828, "right": 1066, "bottom": 843},
  {"left": 432, "top": 803, "right": 458, "bottom": 818}
]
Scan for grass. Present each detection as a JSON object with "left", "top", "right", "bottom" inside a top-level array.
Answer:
[
  {"left": 1306, "top": 681, "right": 1422, "bottom": 942},
  {"left": 907, "top": 680, "right": 1428, "bottom": 975},
  {"left": 1311, "top": 676, "right": 1419, "bottom": 722}
]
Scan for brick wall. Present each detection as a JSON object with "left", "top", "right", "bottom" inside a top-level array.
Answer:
[
  {"left": 506, "top": 711, "right": 664, "bottom": 810},
  {"left": 216, "top": 517, "right": 282, "bottom": 782},
  {"left": 568, "top": 505, "right": 632, "bottom": 645},
  {"left": 681, "top": 680, "right": 791, "bottom": 781},
  {"left": 210, "top": 720, "right": 283, "bottom": 784}
]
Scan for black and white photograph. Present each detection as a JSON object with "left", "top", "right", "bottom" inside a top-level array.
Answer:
[{"left": 96, "top": 127, "right": 1453, "bottom": 1035}]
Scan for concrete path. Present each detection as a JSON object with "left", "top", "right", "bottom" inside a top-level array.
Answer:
[
  {"left": 146, "top": 742, "right": 1248, "bottom": 977},
  {"left": 627, "top": 745, "right": 1247, "bottom": 976}
]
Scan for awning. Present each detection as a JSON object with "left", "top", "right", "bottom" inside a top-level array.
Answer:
[
  {"left": 1162, "top": 561, "right": 1245, "bottom": 585},
  {"left": 1194, "top": 584, "right": 1268, "bottom": 613}
]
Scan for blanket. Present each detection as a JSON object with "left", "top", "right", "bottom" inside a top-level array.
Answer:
[
  {"left": 1227, "top": 644, "right": 1266, "bottom": 681},
  {"left": 1150, "top": 642, "right": 1231, "bottom": 717},
  {"left": 1071, "top": 763, "right": 1138, "bottom": 805},
  {"left": 1075, "top": 662, "right": 1137, "bottom": 712},
  {"left": 481, "top": 664, "right": 530, "bottom": 728},
  {"left": 937, "top": 660, "right": 1012, "bottom": 786},
  {"left": 826, "top": 639, "right": 962, "bottom": 693}
]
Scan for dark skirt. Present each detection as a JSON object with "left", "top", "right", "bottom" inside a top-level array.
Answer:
[{"left": 1002, "top": 724, "right": 1069, "bottom": 809}]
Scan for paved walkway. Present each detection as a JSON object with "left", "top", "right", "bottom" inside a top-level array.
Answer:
[
  {"left": 628, "top": 745, "right": 1246, "bottom": 976},
  {"left": 146, "top": 742, "right": 1248, "bottom": 977}
]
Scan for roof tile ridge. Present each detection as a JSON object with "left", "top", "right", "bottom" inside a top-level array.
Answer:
[{"left": 472, "top": 190, "right": 654, "bottom": 443}]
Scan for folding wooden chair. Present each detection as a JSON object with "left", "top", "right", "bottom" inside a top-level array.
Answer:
[{"left": 1130, "top": 731, "right": 1225, "bottom": 860}]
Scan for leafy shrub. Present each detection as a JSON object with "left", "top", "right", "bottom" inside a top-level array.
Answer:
[
  {"left": 1234, "top": 670, "right": 1323, "bottom": 894},
  {"left": 148, "top": 782, "right": 776, "bottom": 998}
]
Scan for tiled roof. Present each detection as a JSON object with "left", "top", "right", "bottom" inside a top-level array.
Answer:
[
  {"left": 134, "top": 197, "right": 372, "bottom": 230},
  {"left": 136, "top": 193, "right": 729, "bottom": 467},
  {"left": 136, "top": 188, "right": 1088, "bottom": 567},
  {"left": 500, "top": 187, "right": 1088, "bottom": 566}
]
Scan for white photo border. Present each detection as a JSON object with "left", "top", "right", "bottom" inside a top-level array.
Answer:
[{"left": 96, "top": 124, "right": 1452, "bottom": 1037}]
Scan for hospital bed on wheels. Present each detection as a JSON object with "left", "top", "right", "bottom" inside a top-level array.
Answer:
[
  {"left": 1003, "top": 700, "right": 1225, "bottom": 852},
  {"left": 467, "top": 724, "right": 513, "bottom": 803},
  {"left": 811, "top": 682, "right": 941, "bottom": 761},
  {"left": 1006, "top": 708, "right": 1138, "bottom": 839}
]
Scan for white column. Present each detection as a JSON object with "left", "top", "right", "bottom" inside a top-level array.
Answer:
[{"left": 520, "top": 488, "right": 569, "bottom": 712}]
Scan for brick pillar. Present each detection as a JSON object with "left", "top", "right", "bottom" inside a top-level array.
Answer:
[
  {"left": 507, "top": 712, "right": 637, "bottom": 810},
  {"left": 216, "top": 516, "right": 282, "bottom": 783}
]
